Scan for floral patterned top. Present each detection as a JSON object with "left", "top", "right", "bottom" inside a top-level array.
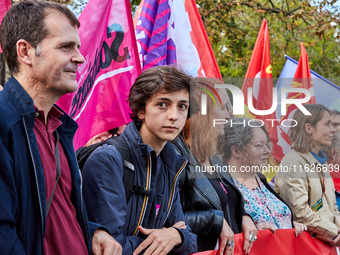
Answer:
[{"left": 234, "top": 177, "right": 292, "bottom": 229}]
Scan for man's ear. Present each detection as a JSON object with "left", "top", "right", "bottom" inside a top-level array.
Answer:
[
  {"left": 16, "top": 39, "right": 34, "bottom": 66},
  {"left": 137, "top": 110, "right": 145, "bottom": 121},
  {"left": 231, "top": 145, "right": 241, "bottom": 159},
  {"left": 305, "top": 123, "right": 313, "bottom": 135},
  {"left": 331, "top": 148, "right": 336, "bottom": 162}
]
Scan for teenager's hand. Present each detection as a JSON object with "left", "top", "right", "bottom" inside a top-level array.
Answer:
[
  {"left": 172, "top": 221, "right": 187, "bottom": 229},
  {"left": 256, "top": 222, "right": 276, "bottom": 233},
  {"left": 219, "top": 218, "right": 234, "bottom": 255},
  {"left": 242, "top": 215, "right": 257, "bottom": 255},
  {"left": 133, "top": 226, "right": 182, "bottom": 255},
  {"left": 92, "top": 229, "right": 122, "bottom": 255},
  {"left": 293, "top": 221, "right": 307, "bottom": 236}
]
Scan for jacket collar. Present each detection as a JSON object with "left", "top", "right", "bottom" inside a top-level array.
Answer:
[
  {"left": 3, "top": 76, "right": 77, "bottom": 134},
  {"left": 123, "top": 122, "right": 187, "bottom": 173},
  {"left": 293, "top": 150, "right": 320, "bottom": 165},
  {"left": 55, "top": 104, "right": 78, "bottom": 135},
  {"left": 171, "top": 135, "right": 222, "bottom": 209},
  {"left": 3, "top": 76, "right": 35, "bottom": 116}
]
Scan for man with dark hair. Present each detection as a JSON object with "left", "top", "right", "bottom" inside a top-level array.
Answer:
[
  {"left": 82, "top": 66, "right": 197, "bottom": 254},
  {"left": 324, "top": 131, "right": 340, "bottom": 210},
  {"left": 330, "top": 110, "right": 340, "bottom": 131},
  {"left": 0, "top": 1, "right": 121, "bottom": 254}
]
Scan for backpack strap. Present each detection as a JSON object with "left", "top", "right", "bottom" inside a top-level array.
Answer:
[
  {"left": 77, "top": 136, "right": 150, "bottom": 202},
  {"left": 104, "top": 136, "right": 136, "bottom": 202},
  {"left": 105, "top": 137, "right": 152, "bottom": 201},
  {"left": 76, "top": 140, "right": 108, "bottom": 171}
]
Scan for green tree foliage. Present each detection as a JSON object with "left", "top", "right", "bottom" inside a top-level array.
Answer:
[
  {"left": 67, "top": 0, "right": 140, "bottom": 17},
  {"left": 12, "top": 0, "right": 338, "bottom": 80},
  {"left": 130, "top": 0, "right": 141, "bottom": 13},
  {"left": 196, "top": 0, "right": 340, "bottom": 79}
]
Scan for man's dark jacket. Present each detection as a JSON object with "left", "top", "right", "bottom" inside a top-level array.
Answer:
[{"left": 0, "top": 77, "right": 99, "bottom": 255}]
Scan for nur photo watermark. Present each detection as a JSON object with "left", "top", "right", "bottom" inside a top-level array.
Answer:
[{"left": 189, "top": 77, "right": 340, "bottom": 179}]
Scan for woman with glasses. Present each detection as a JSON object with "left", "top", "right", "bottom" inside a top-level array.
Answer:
[
  {"left": 276, "top": 104, "right": 340, "bottom": 245},
  {"left": 220, "top": 118, "right": 306, "bottom": 235}
]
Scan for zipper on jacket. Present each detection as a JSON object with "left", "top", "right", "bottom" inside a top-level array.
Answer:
[
  {"left": 176, "top": 139, "right": 221, "bottom": 210},
  {"left": 219, "top": 177, "right": 234, "bottom": 230},
  {"left": 133, "top": 155, "right": 152, "bottom": 236},
  {"left": 163, "top": 160, "right": 188, "bottom": 225},
  {"left": 76, "top": 151, "right": 91, "bottom": 253},
  {"left": 22, "top": 116, "right": 45, "bottom": 247}
]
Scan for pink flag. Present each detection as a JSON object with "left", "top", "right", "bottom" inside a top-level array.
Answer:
[
  {"left": 0, "top": 0, "right": 11, "bottom": 53},
  {"left": 57, "top": 0, "right": 141, "bottom": 149}
]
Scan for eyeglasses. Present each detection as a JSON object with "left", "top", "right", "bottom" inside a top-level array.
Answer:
[
  {"left": 225, "top": 97, "right": 233, "bottom": 113},
  {"left": 249, "top": 142, "right": 273, "bottom": 154},
  {"left": 332, "top": 122, "right": 340, "bottom": 128}
]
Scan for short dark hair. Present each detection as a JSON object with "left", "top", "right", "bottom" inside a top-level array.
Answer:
[
  {"left": 128, "top": 66, "right": 192, "bottom": 127},
  {"left": 330, "top": 110, "right": 340, "bottom": 117},
  {"left": 220, "top": 118, "right": 269, "bottom": 161},
  {"left": 323, "top": 131, "right": 340, "bottom": 160},
  {"left": 289, "top": 104, "right": 329, "bottom": 153},
  {"left": 0, "top": 0, "right": 80, "bottom": 74}
]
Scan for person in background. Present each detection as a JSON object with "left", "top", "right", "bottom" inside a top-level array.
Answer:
[
  {"left": 85, "top": 128, "right": 118, "bottom": 146},
  {"left": 221, "top": 118, "right": 306, "bottom": 236},
  {"left": 84, "top": 125, "right": 125, "bottom": 147},
  {"left": 75, "top": 127, "right": 120, "bottom": 170},
  {"left": 82, "top": 66, "right": 197, "bottom": 255},
  {"left": 323, "top": 131, "right": 340, "bottom": 209},
  {"left": 173, "top": 77, "right": 257, "bottom": 255},
  {"left": 276, "top": 104, "right": 340, "bottom": 246},
  {"left": 330, "top": 110, "right": 340, "bottom": 131},
  {"left": 327, "top": 109, "right": 340, "bottom": 207},
  {"left": 0, "top": 1, "right": 121, "bottom": 254},
  {"left": 76, "top": 124, "right": 126, "bottom": 169}
]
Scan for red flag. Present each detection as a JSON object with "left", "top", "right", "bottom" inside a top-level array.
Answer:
[
  {"left": 190, "top": 229, "right": 337, "bottom": 255},
  {"left": 57, "top": 0, "right": 141, "bottom": 149},
  {"left": 234, "top": 229, "right": 336, "bottom": 255},
  {"left": 185, "top": 0, "right": 221, "bottom": 78},
  {"left": 284, "top": 43, "right": 316, "bottom": 111},
  {"left": 0, "top": 0, "right": 11, "bottom": 53},
  {"left": 241, "top": 19, "right": 277, "bottom": 143},
  {"left": 134, "top": 0, "right": 221, "bottom": 78},
  {"left": 273, "top": 43, "right": 315, "bottom": 161}
]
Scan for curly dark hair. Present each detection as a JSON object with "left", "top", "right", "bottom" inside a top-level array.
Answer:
[
  {"left": 128, "top": 66, "right": 193, "bottom": 127},
  {"left": 220, "top": 118, "right": 269, "bottom": 161}
]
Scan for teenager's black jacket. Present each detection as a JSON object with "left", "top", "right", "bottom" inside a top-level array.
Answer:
[{"left": 171, "top": 136, "right": 246, "bottom": 251}]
